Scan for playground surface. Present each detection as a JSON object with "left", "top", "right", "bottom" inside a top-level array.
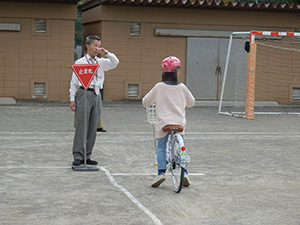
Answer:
[{"left": 0, "top": 100, "right": 299, "bottom": 225}]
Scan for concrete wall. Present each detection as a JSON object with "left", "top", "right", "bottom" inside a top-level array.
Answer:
[
  {"left": 82, "top": 5, "right": 300, "bottom": 103},
  {"left": 0, "top": 2, "right": 77, "bottom": 101}
]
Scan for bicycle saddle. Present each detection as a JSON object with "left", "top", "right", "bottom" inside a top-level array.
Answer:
[{"left": 162, "top": 125, "right": 184, "bottom": 134}]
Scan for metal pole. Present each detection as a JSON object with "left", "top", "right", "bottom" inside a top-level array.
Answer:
[
  {"left": 218, "top": 31, "right": 251, "bottom": 114},
  {"left": 218, "top": 34, "right": 233, "bottom": 113},
  {"left": 245, "top": 42, "right": 257, "bottom": 119},
  {"left": 84, "top": 89, "right": 87, "bottom": 167}
]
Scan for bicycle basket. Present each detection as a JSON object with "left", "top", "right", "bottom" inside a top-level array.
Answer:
[{"left": 146, "top": 104, "right": 156, "bottom": 125}]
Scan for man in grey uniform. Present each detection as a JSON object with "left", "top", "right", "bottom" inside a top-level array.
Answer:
[{"left": 69, "top": 35, "right": 119, "bottom": 166}]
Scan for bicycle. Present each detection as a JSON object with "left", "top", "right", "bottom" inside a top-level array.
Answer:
[{"left": 146, "top": 105, "right": 191, "bottom": 193}]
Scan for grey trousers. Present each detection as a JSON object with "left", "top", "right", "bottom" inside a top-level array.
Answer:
[{"left": 73, "top": 88, "right": 101, "bottom": 160}]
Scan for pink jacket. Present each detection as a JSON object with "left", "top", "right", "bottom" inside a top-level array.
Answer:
[{"left": 143, "top": 82, "right": 195, "bottom": 138}]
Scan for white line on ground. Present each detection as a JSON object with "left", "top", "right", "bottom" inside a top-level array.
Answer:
[
  {"left": 1, "top": 143, "right": 73, "bottom": 149},
  {"left": 0, "top": 166, "right": 71, "bottom": 169},
  {"left": 0, "top": 166, "right": 206, "bottom": 176},
  {"left": 111, "top": 172, "right": 205, "bottom": 176},
  {"left": 1, "top": 135, "right": 300, "bottom": 140},
  {"left": 100, "top": 166, "right": 163, "bottom": 225},
  {"left": 186, "top": 135, "right": 300, "bottom": 140},
  {"left": 1, "top": 131, "right": 300, "bottom": 135},
  {"left": 0, "top": 165, "right": 205, "bottom": 176}
]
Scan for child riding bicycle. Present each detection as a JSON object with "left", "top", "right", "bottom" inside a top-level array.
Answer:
[{"left": 142, "top": 56, "right": 195, "bottom": 188}]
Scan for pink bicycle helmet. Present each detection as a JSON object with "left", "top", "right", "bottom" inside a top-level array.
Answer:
[{"left": 161, "top": 56, "right": 181, "bottom": 72}]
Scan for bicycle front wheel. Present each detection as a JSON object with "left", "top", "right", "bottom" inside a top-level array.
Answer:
[{"left": 170, "top": 133, "right": 185, "bottom": 193}]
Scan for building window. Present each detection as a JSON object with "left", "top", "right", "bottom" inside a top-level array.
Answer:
[
  {"left": 127, "top": 84, "right": 139, "bottom": 97},
  {"left": 292, "top": 87, "right": 300, "bottom": 100},
  {"left": 33, "top": 82, "right": 46, "bottom": 99},
  {"left": 0, "top": 23, "right": 20, "bottom": 31},
  {"left": 35, "top": 19, "right": 47, "bottom": 33},
  {"left": 129, "top": 23, "right": 141, "bottom": 36}
]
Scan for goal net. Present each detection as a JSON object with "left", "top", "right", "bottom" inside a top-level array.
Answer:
[{"left": 218, "top": 31, "right": 300, "bottom": 119}]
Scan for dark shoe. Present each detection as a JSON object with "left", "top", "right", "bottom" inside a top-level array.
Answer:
[
  {"left": 97, "top": 127, "right": 107, "bottom": 132},
  {"left": 72, "top": 159, "right": 82, "bottom": 166},
  {"left": 86, "top": 159, "right": 98, "bottom": 165}
]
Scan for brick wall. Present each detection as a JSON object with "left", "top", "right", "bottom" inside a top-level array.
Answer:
[
  {"left": 85, "top": 21, "right": 186, "bottom": 100},
  {"left": 0, "top": 2, "right": 77, "bottom": 101},
  {"left": 81, "top": 5, "right": 300, "bottom": 102}
]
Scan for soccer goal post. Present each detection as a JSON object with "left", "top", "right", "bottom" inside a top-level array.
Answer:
[{"left": 218, "top": 30, "right": 300, "bottom": 119}]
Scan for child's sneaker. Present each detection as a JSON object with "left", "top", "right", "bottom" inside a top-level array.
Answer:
[
  {"left": 151, "top": 174, "right": 166, "bottom": 187},
  {"left": 183, "top": 174, "right": 190, "bottom": 187}
]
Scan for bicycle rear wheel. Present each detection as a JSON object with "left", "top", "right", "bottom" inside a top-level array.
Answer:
[
  {"left": 170, "top": 164, "right": 184, "bottom": 193},
  {"left": 170, "top": 133, "right": 185, "bottom": 193}
]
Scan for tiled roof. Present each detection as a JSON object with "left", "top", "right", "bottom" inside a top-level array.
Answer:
[
  {"left": 79, "top": 0, "right": 300, "bottom": 12},
  {"left": 0, "top": 0, "right": 80, "bottom": 4}
]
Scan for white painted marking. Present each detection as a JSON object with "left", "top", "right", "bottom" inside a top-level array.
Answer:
[
  {"left": 1, "top": 131, "right": 300, "bottom": 136},
  {"left": 0, "top": 166, "right": 206, "bottom": 176},
  {"left": 1, "top": 143, "right": 72, "bottom": 149},
  {"left": 0, "top": 166, "right": 70, "bottom": 169},
  {"left": 181, "top": 172, "right": 205, "bottom": 176},
  {"left": 111, "top": 172, "right": 205, "bottom": 176},
  {"left": 100, "top": 166, "right": 163, "bottom": 225},
  {"left": 1, "top": 131, "right": 300, "bottom": 141},
  {"left": 111, "top": 173, "right": 156, "bottom": 176},
  {"left": 0, "top": 131, "right": 300, "bottom": 135}
]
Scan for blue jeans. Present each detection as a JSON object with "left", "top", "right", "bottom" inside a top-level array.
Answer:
[{"left": 156, "top": 134, "right": 185, "bottom": 171}]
